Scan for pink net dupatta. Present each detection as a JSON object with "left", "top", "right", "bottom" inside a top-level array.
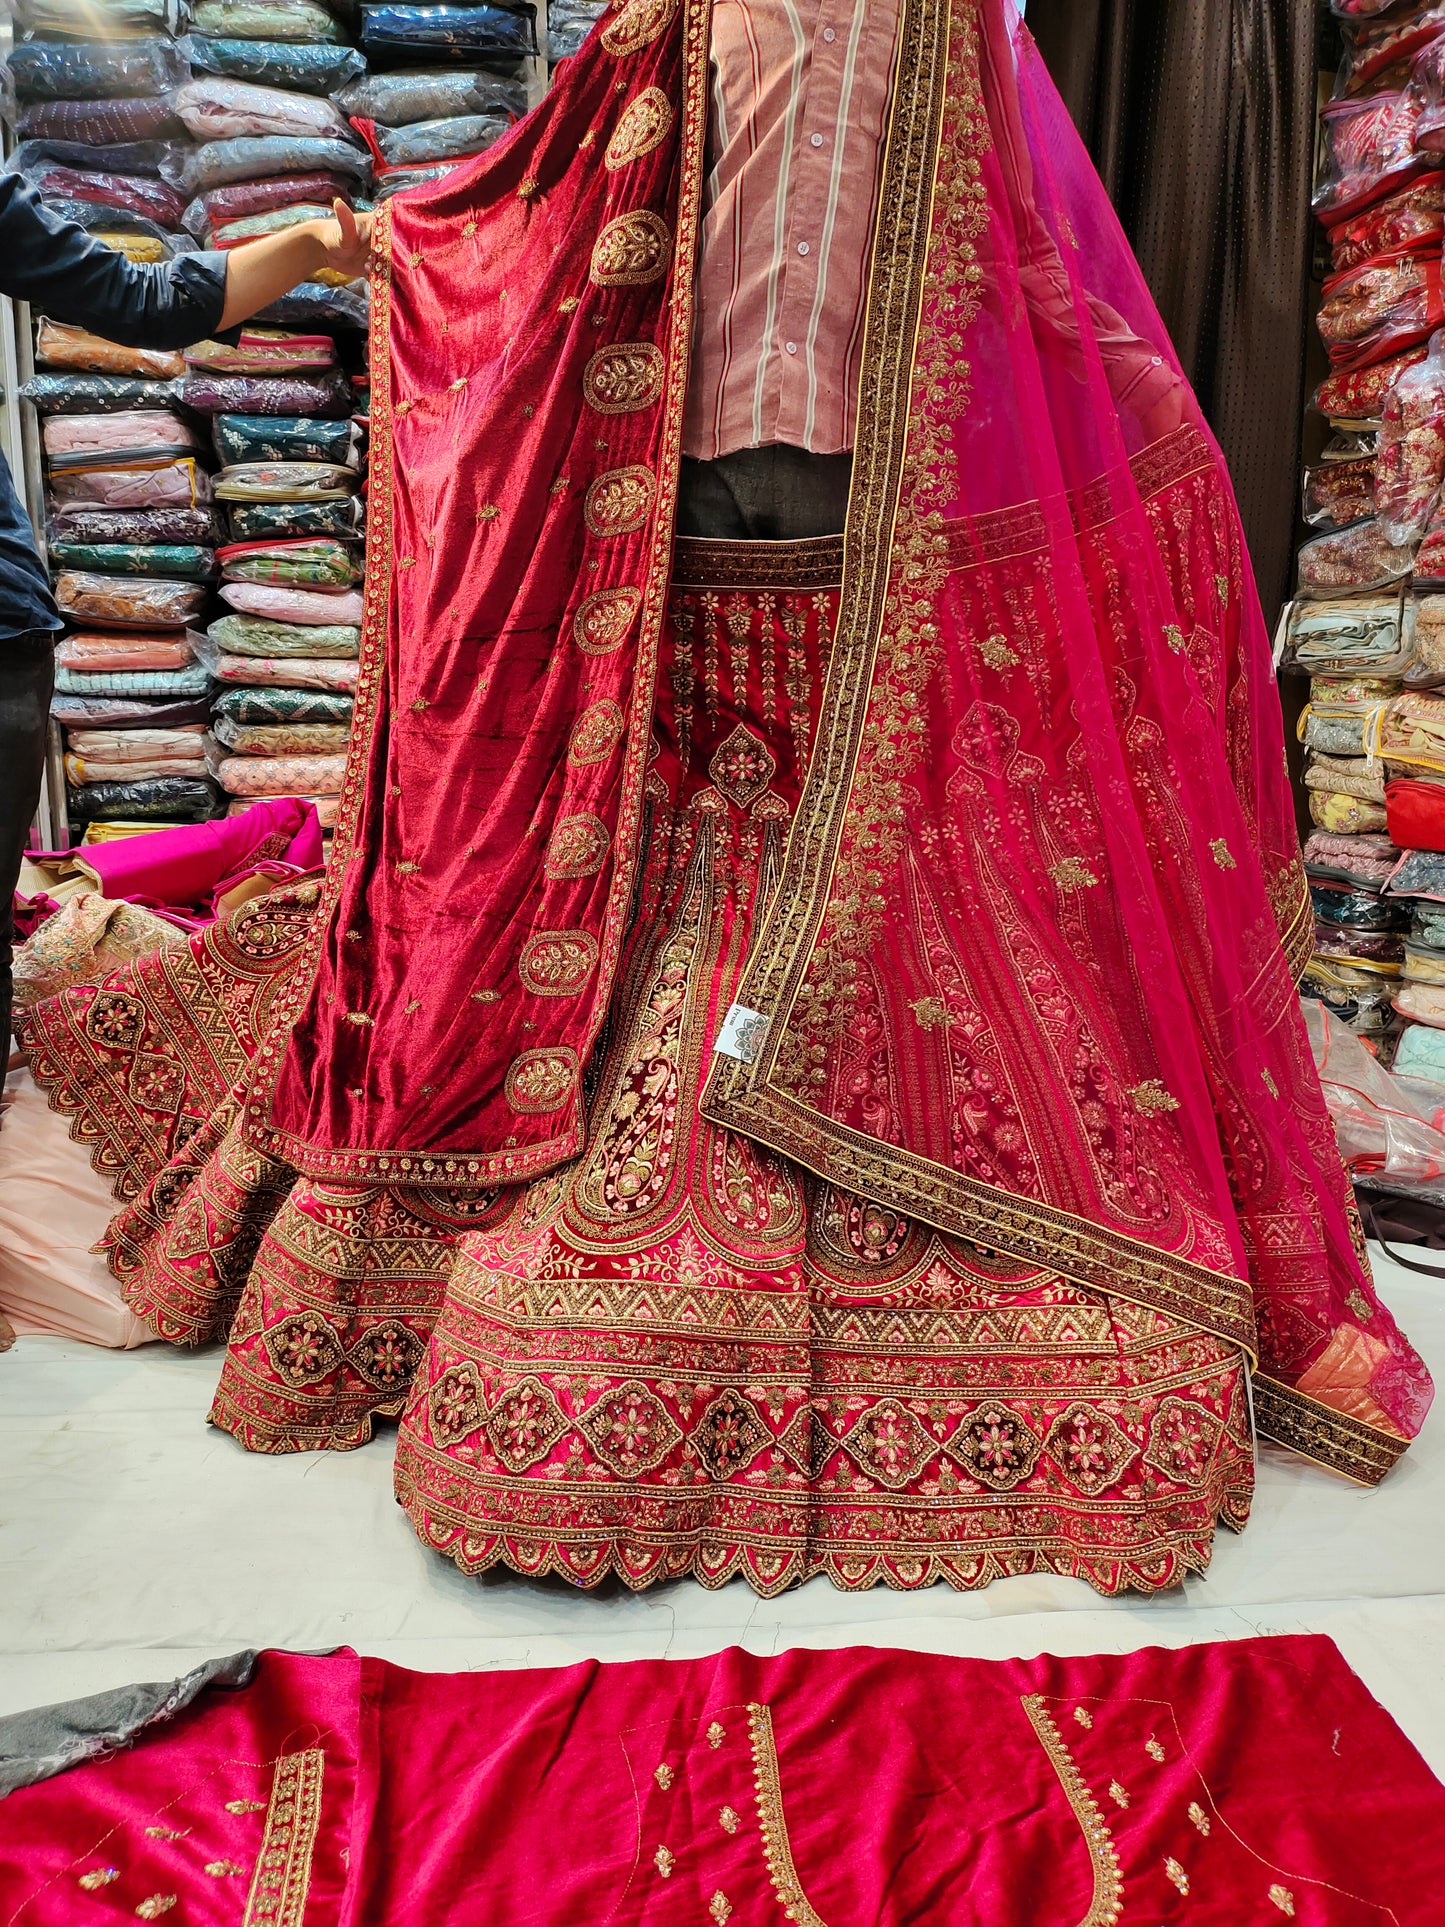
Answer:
[{"left": 702, "top": 0, "right": 1431, "bottom": 1477}]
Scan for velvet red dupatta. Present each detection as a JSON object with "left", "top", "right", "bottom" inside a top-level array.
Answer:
[{"left": 242, "top": 0, "right": 1430, "bottom": 1478}]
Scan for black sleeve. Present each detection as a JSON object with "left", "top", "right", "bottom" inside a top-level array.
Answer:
[{"left": 0, "top": 170, "right": 230, "bottom": 351}]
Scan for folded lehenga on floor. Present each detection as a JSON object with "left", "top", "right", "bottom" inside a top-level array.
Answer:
[{"left": 17, "top": 0, "right": 1434, "bottom": 1597}]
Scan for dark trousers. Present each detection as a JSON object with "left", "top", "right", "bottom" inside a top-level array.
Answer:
[
  {"left": 677, "top": 445, "right": 852, "bottom": 541},
  {"left": 1, "top": 631, "right": 55, "bottom": 1053}
]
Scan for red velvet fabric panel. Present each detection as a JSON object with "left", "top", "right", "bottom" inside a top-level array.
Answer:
[{"left": 3, "top": 1639, "right": 1444, "bottom": 1922}]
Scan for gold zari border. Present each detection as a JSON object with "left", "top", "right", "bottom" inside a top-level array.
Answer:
[
  {"left": 241, "top": 1749, "right": 325, "bottom": 1927},
  {"left": 671, "top": 533, "right": 846, "bottom": 590},
  {"left": 1252, "top": 1373, "right": 1409, "bottom": 1488},
  {"left": 1020, "top": 1697, "right": 1124, "bottom": 1927},
  {"left": 747, "top": 1704, "right": 830, "bottom": 1926}
]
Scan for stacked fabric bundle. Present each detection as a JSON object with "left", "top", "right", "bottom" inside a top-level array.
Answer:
[{"left": 1296, "top": 0, "right": 1445, "bottom": 1074}]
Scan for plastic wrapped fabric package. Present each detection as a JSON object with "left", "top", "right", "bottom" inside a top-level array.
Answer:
[
  {"left": 1309, "top": 789, "right": 1390, "bottom": 834},
  {"left": 211, "top": 202, "right": 334, "bottom": 245},
  {"left": 1393, "top": 1020, "right": 1445, "bottom": 1082},
  {"left": 185, "top": 331, "right": 337, "bottom": 375},
  {"left": 212, "top": 413, "right": 357, "bottom": 465},
  {"left": 207, "top": 610, "right": 359, "bottom": 656},
  {"left": 15, "top": 0, "right": 186, "bottom": 29},
  {"left": 183, "top": 171, "right": 354, "bottom": 234},
  {"left": 547, "top": 0, "right": 607, "bottom": 61},
  {"left": 250, "top": 280, "right": 367, "bottom": 330},
  {"left": 176, "top": 368, "right": 352, "bottom": 416},
  {"left": 1416, "top": 503, "right": 1445, "bottom": 587},
  {"left": 48, "top": 459, "right": 212, "bottom": 509},
  {"left": 14, "top": 97, "right": 182, "bottom": 144},
  {"left": 228, "top": 789, "right": 337, "bottom": 826},
  {"left": 41, "top": 411, "right": 196, "bottom": 457},
  {"left": 67, "top": 775, "right": 221, "bottom": 822},
  {"left": 66, "top": 751, "right": 211, "bottom": 785},
  {"left": 54, "top": 572, "right": 207, "bottom": 628},
  {"left": 1376, "top": 329, "right": 1445, "bottom": 544},
  {"left": 227, "top": 496, "right": 363, "bottom": 540},
  {"left": 365, "top": 113, "right": 511, "bottom": 166},
  {"left": 216, "top": 748, "right": 347, "bottom": 795},
  {"left": 87, "top": 229, "right": 179, "bottom": 265},
  {"left": 179, "top": 34, "right": 366, "bottom": 94},
  {"left": 20, "top": 373, "right": 178, "bottom": 415},
  {"left": 1297, "top": 520, "right": 1417, "bottom": 593},
  {"left": 1311, "top": 883, "right": 1409, "bottom": 931},
  {"left": 358, "top": 2, "right": 537, "bottom": 60},
  {"left": 1411, "top": 593, "right": 1445, "bottom": 675},
  {"left": 48, "top": 541, "right": 215, "bottom": 580},
  {"left": 1396, "top": 981, "right": 1445, "bottom": 1025},
  {"left": 1313, "top": 87, "right": 1426, "bottom": 224},
  {"left": 1303, "top": 453, "right": 1376, "bottom": 528},
  {"left": 166, "top": 135, "right": 370, "bottom": 196},
  {"left": 213, "top": 458, "right": 356, "bottom": 498},
  {"left": 33, "top": 321, "right": 184, "bottom": 380},
  {"left": 1304, "top": 828, "right": 1402, "bottom": 883},
  {"left": 6, "top": 37, "right": 187, "bottom": 103},
  {"left": 1335, "top": 3, "right": 1445, "bottom": 97},
  {"left": 1287, "top": 595, "right": 1409, "bottom": 674},
  {"left": 49, "top": 693, "right": 215, "bottom": 728},
  {"left": 1312, "top": 344, "right": 1431, "bottom": 423},
  {"left": 1303, "top": 750, "right": 1388, "bottom": 803},
  {"left": 219, "top": 579, "right": 362, "bottom": 625},
  {"left": 52, "top": 660, "right": 214, "bottom": 698},
  {"left": 335, "top": 66, "right": 526, "bottom": 123},
  {"left": 1381, "top": 690, "right": 1445, "bottom": 770},
  {"left": 48, "top": 505, "right": 220, "bottom": 546},
  {"left": 212, "top": 683, "right": 351, "bottom": 724},
  {"left": 1387, "top": 846, "right": 1445, "bottom": 899},
  {"left": 1310, "top": 922, "right": 1405, "bottom": 963},
  {"left": 1415, "top": 901, "right": 1445, "bottom": 946},
  {"left": 1318, "top": 250, "right": 1443, "bottom": 371},
  {"left": 13, "top": 136, "right": 178, "bottom": 178},
  {"left": 213, "top": 713, "right": 349, "bottom": 753},
  {"left": 217, "top": 537, "right": 358, "bottom": 586},
  {"left": 20, "top": 163, "right": 187, "bottom": 228},
  {"left": 1328, "top": 173, "right": 1445, "bottom": 274},
  {"left": 171, "top": 78, "right": 358, "bottom": 144},
  {"left": 190, "top": 0, "right": 348, "bottom": 39},
  {"left": 212, "top": 650, "right": 358, "bottom": 689},
  {"left": 372, "top": 162, "right": 462, "bottom": 199},
  {"left": 55, "top": 630, "right": 199, "bottom": 673}
]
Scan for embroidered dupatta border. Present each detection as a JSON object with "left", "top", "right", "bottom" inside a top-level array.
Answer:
[
  {"left": 238, "top": 0, "right": 717, "bottom": 1186},
  {"left": 701, "top": 0, "right": 1259, "bottom": 1365},
  {"left": 1251, "top": 1374, "right": 1408, "bottom": 1488}
]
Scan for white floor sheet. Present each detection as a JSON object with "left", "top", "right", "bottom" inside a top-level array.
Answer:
[{"left": 2, "top": 1250, "right": 1443, "bottom": 1776}]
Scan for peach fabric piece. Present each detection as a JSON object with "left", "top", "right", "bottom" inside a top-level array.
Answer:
[{"left": 0, "top": 1068, "right": 153, "bottom": 1349}]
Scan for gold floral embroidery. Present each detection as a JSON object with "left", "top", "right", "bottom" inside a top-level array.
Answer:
[
  {"left": 1209, "top": 838, "right": 1236, "bottom": 870},
  {"left": 1108, "top": 1781, "right": 1129, "bottom": 1809},
  {"left": 519, "top": 929, "right": 601, "bottom": 997},
  {"left": 1145, "top": 1738, "right": 1167, "bottom": 1762},
  {"left": 78, "top": 1869, "right": 119, "bottom": 1890},
  {"left": 135, "top": 1899, "right": 177, "bottom": 1919},
  {"left": 706, "top": 1720, "right": 727, "bottom": 1749},
  {"left": 910, "top": 996, "right": 953, "bottom": 1031},
  {"left": 654, "top": 1845, "right": 675, "bottom": 1877},
  {"left": 545, "top": 812, "right": 611, "bottom": 879},
  {"left": 1164, "top": 624, "right": 1186, "bottom": 653},
  {"left": 1251, "top": 1374, "right": 1407, "bottom": 1487},
  {"left": 1021, "top": 1697, "right": 1124, "bottom": 1927},
  {"left": 206, "top": 1862, "right": 245, "bottom": 1877},
  {"left": 241, "top": 1748, "right": 324, "bottom": 1927},
  {"left": 600, "top": 0, "right": 680, "bottom": 56},
  {"left": 654, "top": 1762, "right": 675, "bottom": 1791},
  {"left": 718, "top": 1806, "right": 740, "bottom": 1835},
  {"left": 1269, "top": 1886, "right": 1296, "bottom": 1916},
  {"left": 1164, "top": 1858, "right": 1189, "bottom": 1896},
  {"left": 1129, "top": 1081, "right": 1180, "bottom": 1116},
  {"left": 748, "top": 1705, "right": 829, "bottom": 1926},
  {"left": 574, "top": 585, "right": 643, "bottom": 653},
  {"left": 708, "top": 723, "right": 777, "bottom": 807},
  {"left": 226, "top": 1801, "right": 265, "bottom": 1815},
  {"left": 583, "top": 341, "right": 666, "bottom": 414},
  {"left": 1050, "top": 857, "right": 1099, "bottom": 891},
  {"left": 1072, "top": 1707, "right": 1094, "bottom": 1730},
  {"left": 709, "top": 1896, "right": 733, "bottom": 1925},
  {"left": 978, "top": 632, "right": 1019, "bottom": 669},
  {"left": 568, "top": 700, "right": 627, "bottom": 767},
  {"left": 590, "top": 210, "right": 673, "bottom": 288},
  {"left": 585, "top": 465, "right": 657, "bottom": 538},
  {"left": 504, "top": 1046, "right": 580, "bottom": 1116},
  {"left": 1188, "top": 1801, "right": 1211, "bottom": 1836},
  {"left": 605, "top": 86, "right": 674, "bottom": 168},
  {"left": 145, "top": 1827, "right": 187, "bottom": 1840}
]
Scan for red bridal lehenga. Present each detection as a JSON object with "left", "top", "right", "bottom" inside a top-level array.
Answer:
[{"left": 18, "top": 0, "right": 1435, "bottom": 1593}]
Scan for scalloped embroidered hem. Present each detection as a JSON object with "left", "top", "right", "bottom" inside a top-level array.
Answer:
[{"left": 395, "top": 1476, "right": 1255, "bottom": 1601}]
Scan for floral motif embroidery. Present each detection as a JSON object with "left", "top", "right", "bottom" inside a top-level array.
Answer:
[
  {"left": 485, "top": 1376, "right": 568, "bottom": 1471},
  {"left": 580, "top": 1380, "right": 683, "bottom": 1476},
  {"left": 263, "top": 1311, "right": 343, "bottom": 1387},
  {"left": 1073, "top": 1707, "right": 1094, "bottom": 1730},
  {"left": 945, "top": 1403, "right": 1042, "bottom": 1490},
  {"left": 590, "top": 211, "right": 673, "bottom": 288},
  {"left": 1145, "top": 1738, "right": 1167, "bottom": 1762},
  {"left": 709, "top": 1895, "right": 733, "bottom": 1924},
  {"left": 707, "top": 1721, "right": 727, "bottom": 1749},
  {"left": 585, "top": 465, "right": 657, "bottom": 537},
  {"left": 430, "top": 1366, "right": 483, "bottom": 1444},
  {"left": 600, "top": 0, "right": 679, "bottom": 56},
  {"left": 654, "top": 1845, "right": 675, "bottom": 1877},
  {"left": 1043, "top": 1403, "right": 1139, "bottom": 1496},
  {"left": 349, "top": 1320, "right": 424, "bottom": 1391},
  {"left": 843, "top": 1396, "right": 933, "bottom": 1489},
  {"left": 977, "top": 632, "right": 1019, "bottom": 668},
  {"left": 708, "top": 723, "right": 777, "bottom": 807},
  {"left": 909, "top": 996, "right": 953, "bottom": 1030},
  {"left": 1269, "top": 1886, "right": 1296, "bottom": 1916},
  {"left": 718, "top": 1806, "right": 740, "bottom": 1835},
  {"left": 654, "top": 1763, "right": 675, "bottom": 1791},
  {"left": 568, "top": 700, "right": 627, "bottom": 768},
  {"left": 1108, "top": 1781, "right": 1129, "bottom": 1809},
  {"left": 691, "top": 1389, "right": 767, "bottom": 1479},
  {"left": 1209, "top": 838, "right": 1236, "bottom": 870},
  {"left": 545, "top": 813, "right": 611, "bottom": 879},
  {"left": 1128, "top": 1079, "right": 1181, "bottom": 1115},
  {"left": 583, "top": 341, "right": 666, "bottom": 414},
  {"left": 606, "top": 87, "right": 675, "bottom": 168},
  {"left": 78, "top": 1869, "right": 119, "bottom": 1890},
  {"left": 1164, "top": 623, "right": 1186, "bottom": 653},
  {"left": 1143, "top": 1396, "right": 1225, "bottom": 1487},
  {"left": 206, "top": 1862, "right": 245, "bottom": 1877},
  {"left": 519, "top": 930, "right": 601, "bottom": 997},
  {"left": 574, "top": 585, "right": 643, "bottom": 654},
  {"left": 504, "top": 1047, "right": 581, "bottom": 1116},
  {"left": 135, "top": 1898, "right": 177, "bottom": 1918},
  {"left": 85, "top": 990, "right": 144, "bottom": 1051},
  {"left": 1049, "top": 857, "right": 1098, "bottom": 891},
  {"left": 1188, "top": 1801, "right": 1211, "bottom": 1836},
  {"left": 1164, "top": 1858, "right": 1190, "bottom": 1896}
]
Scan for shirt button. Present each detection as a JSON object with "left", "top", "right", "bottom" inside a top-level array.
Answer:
[
  {"left": 810, "top": 132, "right": 824, "bottom": 147},
  {"left": 797, "top": 241, "right": 810, "bottom": 256},
  {"left": 785, "top": 341, "right": 798, "bottom": 355},
  {"left": 822, "top": 26, "right": 835, "bottom": 41}
]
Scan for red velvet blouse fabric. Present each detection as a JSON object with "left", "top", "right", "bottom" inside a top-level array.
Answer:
[{"left": 2, "top": 1638, "right": 1443, "bottom": 1923}]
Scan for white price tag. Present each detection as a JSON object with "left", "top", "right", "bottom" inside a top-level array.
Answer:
[{"left": 713, "top": 1004, "right": 771, "bottom": 1065}]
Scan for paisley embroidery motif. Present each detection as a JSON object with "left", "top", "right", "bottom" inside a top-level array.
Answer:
[
  {"left": 545, "top": 813, "right": 611, "bottom": 879},
  {"left": 574, "top": 585, "right": 643, "bottom": 653},
  {"left": 590, "top": 210, "right": 673, "bottom": 287},
  {"left": 568, "top": 700, "right": 626, "bottom": 767},
  {"left": 585, "top": 465, "right": 657, "bottom": 538},
  {"left": 600, "top": 0, "right": 680, "bottom": 57},
  {"left": 583, "top": 341, "right": 666, "bottom": 414},
  {"left": 605, "top": 86, "right": 675, "bottom": 168},
  {"left": 519, "top": 929, "right": 601, "bottom": 997},
  {"left": 505, "top": 1046, "right": 581, "bottom": 1116}
]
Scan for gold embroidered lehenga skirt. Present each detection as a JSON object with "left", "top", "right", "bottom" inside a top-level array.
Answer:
[{"left": 22, "top": 537, "right": 1252, "bottom": 1597}]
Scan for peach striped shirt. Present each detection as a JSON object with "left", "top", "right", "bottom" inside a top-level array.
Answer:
[{"left": 683, "top": 0, "right": 903, "bottom": 461}]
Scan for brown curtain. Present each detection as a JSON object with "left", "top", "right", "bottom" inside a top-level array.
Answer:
[{"left": 1027, "top": 0, "right": 1319, "bottom": 617}]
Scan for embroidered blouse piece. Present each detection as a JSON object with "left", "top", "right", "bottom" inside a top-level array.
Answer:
[
  {"left": 2, "top": 1638, "right": 1442, "bottom": 1924},
  {"left": 682, "top": 0, "right": 903, "bottom": 459}
]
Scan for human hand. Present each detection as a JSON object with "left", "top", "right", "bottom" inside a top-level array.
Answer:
[{"left": 317, "top": 199, "right": 374, "bottom": 281}]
